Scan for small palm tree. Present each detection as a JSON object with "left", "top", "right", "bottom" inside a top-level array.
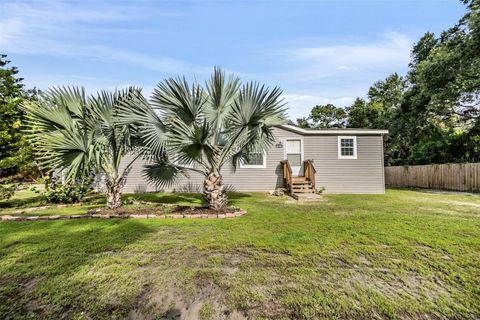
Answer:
[
  {"left": 22, "top": 87, "right": 141, "bottom": 209},
  {"left": 121, "top": 68, "right": 287, "bottom": 209}
]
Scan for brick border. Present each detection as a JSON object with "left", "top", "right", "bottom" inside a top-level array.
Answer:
[{"left": 0, "top": 209, "right": 247, "bottom": 222}]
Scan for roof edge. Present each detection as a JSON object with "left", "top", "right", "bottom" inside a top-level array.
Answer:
[{"left": 278, "top": 124, "right": 388, "bottom": 135}]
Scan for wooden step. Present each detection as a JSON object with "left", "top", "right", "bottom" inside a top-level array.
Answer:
[
  {"left": 293, "top": 189, "right": 315, "bottom": 193},
  {"left": 292, "top": 185, "right": 313, "bottom": 190},
  {"left": 292, "top": 177, "right": 307, "bottom": 182},
  {"left": 292, "top": 184, "right": 315, "bottom": 193},
  {"left": 292, "top": 182, "right": 312, "bottom": 186}
]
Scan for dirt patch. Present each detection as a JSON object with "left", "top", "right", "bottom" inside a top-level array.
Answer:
[
  {"left": 127, "top": 283, "right": 245, "bottom": 320},
  {"left": 24, "top": 277, "right": 42, "bottom": 293},
  {"left": 123, "top": 249, "right": 253, "bottom": 320}
]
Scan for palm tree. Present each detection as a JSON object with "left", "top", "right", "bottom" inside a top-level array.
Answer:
[
  {"left": 121, "top": 68, "right": 287, "bottom": 209},
  {"left": 22, "top": 86, "right": 141, "bottom": 209}
]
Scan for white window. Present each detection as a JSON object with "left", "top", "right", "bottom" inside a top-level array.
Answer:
[
  {"left": 338, "top": 136, "right": 357, "bottom": 159},
  {"left": 240, "top": 151, "right": 267, "bottom": 168}
]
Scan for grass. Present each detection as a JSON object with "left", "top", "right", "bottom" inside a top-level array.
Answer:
[{"left": 0, "top": 189, "right": 479, "bottom": 319}]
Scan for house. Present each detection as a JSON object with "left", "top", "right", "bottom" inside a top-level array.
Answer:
[{"left": 121, "top": 125, "right": 388, "bottom": 194}]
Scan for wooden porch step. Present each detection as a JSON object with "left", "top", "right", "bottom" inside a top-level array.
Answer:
[
  {"left": 293, "top": 189, "right": 316, "bottom": 193},
  {"left": 292, "top": 185, "right": 315, "bottom": 193},
  {"left": 292, "top": 182, "right": 313, "bottom": 187},
  {"left": 292, "top": 186, "right": 313, "bottom": 190},
  {"left": 292, "top": 177, "right": 308, "bottom": 182}
]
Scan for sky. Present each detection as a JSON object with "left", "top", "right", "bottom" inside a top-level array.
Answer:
[{"left": 0, "top": 0, "right": 468, "bottom": 120}]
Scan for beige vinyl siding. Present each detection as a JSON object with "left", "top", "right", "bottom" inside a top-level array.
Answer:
[
  {"left": 122, "top": 127, "right": 300, "bottom": 193},
  {"left": 120, "top": 127, "right": 385, "bottom": 194},
  {"left": 304, "top": 135, "right": 385, "bottom": 194}
]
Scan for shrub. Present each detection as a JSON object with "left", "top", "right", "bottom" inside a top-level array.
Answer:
[
  {"left": 43, "top": 175, "right": 92, "bottom": 204},
  {"left": 0, "top": 176, "right": 19, "bottom": 201},
  {"left": 0, "top": 184, "right": 16, "bottom": 201}
]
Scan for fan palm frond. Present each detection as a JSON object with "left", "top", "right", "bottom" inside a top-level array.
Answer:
[
  {"left": 143, "top": 158, "right": 189, "bottom": 189},
  {"left": 151, "top": 76, "right": 206, "bottom": 125},
  {"left": 219, "top": 81, "right": 287, "bottom": 167},
  {"left": 21, "top": 86, "right": 93, "bottom": 181},
  {"left": 167, "top": 118, "right": 218, "bottom": 170},
  {"left": 204, "top": 67, "right": 240, "bottom": 137},
  {"left": 117, "top": 88, "right": 168, "bottom": 159}
]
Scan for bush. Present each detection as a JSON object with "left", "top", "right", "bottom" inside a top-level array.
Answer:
[
  {"left": 0, "top": 176, "right": 19, "bottom": 201},
  {"left": 43, "top": 175, "right": 92, "bottom": 204},
  {"left": 0, "top": 184, "right": 16, "bottom": 201}
]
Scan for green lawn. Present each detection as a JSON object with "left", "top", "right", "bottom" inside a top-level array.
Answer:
[{"left": 0, "top": 189, "right": 479, "bottom": 319}]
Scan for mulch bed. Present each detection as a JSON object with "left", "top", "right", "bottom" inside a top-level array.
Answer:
[{"left": 0, "top": 205, "right": 246, "bottom": 222}]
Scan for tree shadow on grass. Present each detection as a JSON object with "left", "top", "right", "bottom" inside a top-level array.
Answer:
[
  {"left": 0, "top": 219, "right": 157, "bottom": 319},
  {"left": 124, "top": 191, "right": 252, "bottom": 207},
  {"left": 0, "top": 195, "right": 46, "bottom": 209},
  {"left": 124, "top": 192, "right": 204, "bottom": 205}
]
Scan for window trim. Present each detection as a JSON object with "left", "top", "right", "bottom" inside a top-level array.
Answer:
[
  {"left": 240, "top": 151, "right": 267, "bottom": 169},
  {"left": 338, "top": 136, "right": 357, "bottom": 159}
]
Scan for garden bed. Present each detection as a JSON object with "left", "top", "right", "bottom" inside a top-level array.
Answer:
[{"left": 0, "top": 204, "right": 246, "bottom": 221}]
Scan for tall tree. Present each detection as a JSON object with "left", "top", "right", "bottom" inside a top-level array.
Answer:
[
  {"left": 22, "top": 87, "right": 142, "bottom": 209},
  {"left": 347, "top": 74, "right": 407, "bottom": 130},
  {"left": 121, "top": 68, "right": 286, "bottom": 210},
  {"left": 0, "top": 54, "right": 30, "bottom": 177},
  {"left": 340, "top": 1, "right": 480, "bottom": 165},
  {"left": 346, "top": 98, "right": 380, "bottom": 129},
  {"left": 297, "top": 104, "right": 347, "bottom": 128},
  {"left": 396, "top": 0, "right": 480, "bottom": 165}
]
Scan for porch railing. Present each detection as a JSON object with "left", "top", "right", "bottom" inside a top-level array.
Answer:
[
  {"left": 303, "top": 159, "right": 316, "bottom": 191},
  {"left": 280, "top": 160, "right": 293, "bottom": 194}
]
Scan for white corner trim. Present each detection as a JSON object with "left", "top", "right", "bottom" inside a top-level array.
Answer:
[
  {"left": 338, "top": 136, "right": 357, "bottom": 159},
  {"left": 240, "top": 152, "right": 267, "bottom": 169},
  {"left": 279, "top": 124, "right": 388, "bottom": 135}
]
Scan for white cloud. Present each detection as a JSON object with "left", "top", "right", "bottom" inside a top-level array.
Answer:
[
  {"left": 0, "top": 0, "right": 190, "bottom": 74},
  {"left": 278, "top": 32, "right": 412, "bottom": 82},
  {"left": 283, "top": 94, "right": 355, "bottom": 121},
  {"left": 0, "top": 18, "right": 24, "bottom": 47},
  {"left": 274, "top": 32, "right": 413, "bottom": 120}
]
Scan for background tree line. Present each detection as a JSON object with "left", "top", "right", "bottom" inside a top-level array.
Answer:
[
  {"left": 0, "top": 54, "right": 41, "bottom": 180},
  {"left": 297, "top": 0, "right": 479, "bottom": 166},
  {"left": 0, "top": 54, "right": 43, "bottom": 199}
]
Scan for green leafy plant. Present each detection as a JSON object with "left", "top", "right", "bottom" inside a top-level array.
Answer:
[
  {"left": 0, "top": 175, "right": 19, "bottom": 201},
  {"left": 43, "top": 175, "right": 91, "bottom": 204},
  {"left": 316, "top": 186, "right": 326, "bottom": 194},
  {"left": 0, "top": 184, "right": 16, "bottom": 201}
]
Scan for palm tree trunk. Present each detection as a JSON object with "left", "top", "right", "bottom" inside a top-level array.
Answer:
[
  {"left": 106, "top": 180, "right": 122, "bottom": 209},
  {"left": 203, "top": 172, "right": 227, "bottom": 210}
]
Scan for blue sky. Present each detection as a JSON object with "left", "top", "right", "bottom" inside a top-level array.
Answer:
[{"left": 0, "top": 0, "right": 467, "bottom": 120}]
